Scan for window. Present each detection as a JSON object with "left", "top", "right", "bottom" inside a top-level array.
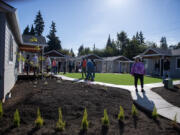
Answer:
[
  {"left": 9, "top": 35, "right": 13, "bottom": 62},
  {"left": 177, "top": 57, "right": 180, "bottom": 69}
]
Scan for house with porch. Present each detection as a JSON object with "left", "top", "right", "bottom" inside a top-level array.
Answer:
[
  {"left": 135, "top": 48, "right": 180, "bottom": 78},
  {"left": 0, "top": 1, "right": 47, "bottom": 100}
]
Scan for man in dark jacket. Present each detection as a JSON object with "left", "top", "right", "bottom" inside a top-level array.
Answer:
[{"left": 163, "top": 57, "right": 170, "bottom": 82}]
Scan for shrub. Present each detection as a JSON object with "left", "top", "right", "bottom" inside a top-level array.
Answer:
[
  {"left": 56, "top": 108, "right": 66, "bottom": 131},
  {"left": 102, "top": 109, "right": 109, "bottom": 128},
  {"left": 81, "top": 108, "right": 89, "bottom": 131},
  {"left": 0, "top": 101, "right": 3, "bottom": 119},
  {"left": 152, "top": 106, "right": 158, "bottom": 119},
  {"left": 131, "top": 104, "right": 138, "bottom": 117},
  {"left": 118, "top": 106, "right": 125, "bottom": 121},
  {"left": 13, "top": 109, "right": 20, "bottom": 127},
  {"left": 35, "top": 108, "right": 44, "bottom": 128}
]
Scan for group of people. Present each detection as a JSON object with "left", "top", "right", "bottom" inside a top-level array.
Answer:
[
  {"left": 24, "top": 54, "right": 40, "bottom": 76},
  {"left": 81, "top": 58, "right": 96, "bottom": 81},
  {"left": 45, "top": 56, "right": 66, "bottom": 75}
]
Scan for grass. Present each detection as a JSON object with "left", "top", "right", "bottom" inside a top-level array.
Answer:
[{"left": 60, "top": 73, "right": 163, "bottom": 85}]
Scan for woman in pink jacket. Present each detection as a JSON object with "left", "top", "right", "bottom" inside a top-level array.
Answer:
[{"left": 131, "top": 57, "right": 145, "bottom": 92}]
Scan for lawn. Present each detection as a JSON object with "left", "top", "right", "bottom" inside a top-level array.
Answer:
[{"left": 60, "top": 73, "right": 163, "bottom": 85}]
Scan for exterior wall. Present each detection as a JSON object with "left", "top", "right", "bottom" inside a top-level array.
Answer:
[
  {"left": 0, "top": 13, "right": 6, "bottom": 99},
  {"left": 3, "top": 19, "right": 19, "bottom": 99},
  {"left": 170, "top": 57, "right": 180, "bottom": 78},
  {"left": 144, "top": 59, "right": 154, "bottom": 75}
]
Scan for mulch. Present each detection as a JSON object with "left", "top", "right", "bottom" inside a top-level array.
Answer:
[{"left": 0, "top": 76, "right": 179, "bottom": 135}]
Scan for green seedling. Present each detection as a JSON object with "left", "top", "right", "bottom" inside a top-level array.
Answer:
[
  {"left": 13, "top": 109, "right": 20, "bottom": 127},
  {"left": 81, "top": 108, "right": 89, "bottom": 131},
  {"left": 101, "top": 109, "right": 109, "bottom": 128},
  {"left": 118, "top": 106, "right": 125, "bottom": 121},
  {"left": 152, "top": 106, "right": 158, "bottom": 119},
  {"left": 0, "top": 101, "right": 3, "bottom": 119},
  {"left": 56, "top": 108, "right": 66, "bottom": 131},
  {"left": 35, "top": 108, "right": 44, "bottom": 128},
  {"left": 131, "top": 104, "right": 138, "bottom": 117},
  {"left": 172, "top": 113, "right": 177, "bottom": 127}
]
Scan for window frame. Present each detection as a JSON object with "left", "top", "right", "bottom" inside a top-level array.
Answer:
[
  {"left": 9, "top": 34, "right": 13, "bottom": 63},
  {"left": 176, "top": 57, "right": 180, "bottom": 69}
]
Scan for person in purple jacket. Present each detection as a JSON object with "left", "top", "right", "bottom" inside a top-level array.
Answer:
[{"left": 131, "top": 57, "right": 145, "bottom": 92}]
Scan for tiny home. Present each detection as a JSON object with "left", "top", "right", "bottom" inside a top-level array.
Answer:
[
  {"left": 136, "top": 48, "right": 180, "bottom": 78},
  {"left": 0, "top": 1, "right": 22, "bottom": 100},
  {"left": 103, "top": 56, "right": 133, "bottom": 73}
]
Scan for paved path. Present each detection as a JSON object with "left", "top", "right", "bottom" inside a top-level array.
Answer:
[{"left": 55, "top": 75, "right": 180, "bottom": 123}]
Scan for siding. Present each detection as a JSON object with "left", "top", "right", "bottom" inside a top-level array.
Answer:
[
  {"left": 170, "top": 57, "right": 180, "bottom": 78},
  {"left": 0, "top": 13, "right": 5, "bottom": 99},
  {"left": 3, "top": 19, "right": 18, "bottom": 99}
]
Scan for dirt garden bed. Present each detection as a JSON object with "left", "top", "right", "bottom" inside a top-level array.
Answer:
[
  {"left": 0, "top": 76, "right": 179, "bottom": 135},
  {"left": 152, "top": 85, "right": 180, "bottom": 108}
]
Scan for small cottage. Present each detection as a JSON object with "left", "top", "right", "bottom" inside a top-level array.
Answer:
[
  {"left": 135, "top": 48, "right": 180, "bottom": 78},
  {"left": 103, "top": 56, "right": 133, "bottom": 73}
]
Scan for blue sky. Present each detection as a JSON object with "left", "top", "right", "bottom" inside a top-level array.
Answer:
[{"left": 7, "top": 0, "right": 180, "bottom": 53}]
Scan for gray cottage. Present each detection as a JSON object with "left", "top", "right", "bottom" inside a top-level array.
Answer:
[
  {"left": 136, "top": 48, "right": 180, "bottom": 78},
  {"left": 0, "top": 1, "right": 47, "bottom": 101},
  {"left": 0, "top": 1, "right": 23, "bottom": 100},
  {"left": 103, "top": 56, "right": 133, "bottom": 73}
]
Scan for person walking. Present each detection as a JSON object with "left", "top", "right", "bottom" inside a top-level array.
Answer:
[
  {"left": 91, "top": 59, "right": 96, "bottom": 80},
  {"left": 45, "top": 56, "right": 51, "bottom": 73},
  {"left": 25, "top": 55, "right": 30, "bottom": 75},
  {"left": 31, "top": 54, "right": 39, "bottom": 76},
  {"left": 131, "top": 57, "right": 145, "bottom": 92},
  {"left": 82, "top": 58, "right": 87, "bottom": 78},
  {"left": 52, "top": 58, "right": 57, "bottom": 74},
  {"left": 163, "top": 57, "right": 170, "bottom": 82},
  {"left": 86, "top": 59, "right": 94, "bottom": 81}
]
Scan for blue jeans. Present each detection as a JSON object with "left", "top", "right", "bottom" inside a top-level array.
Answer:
[
  {"left": 53, "top": 66, "right": 57, "bottom": 74},
  {"left": 86, "top": 71, "right": 94, "bottom": 81},
  {"left": 163, "top": 70, "right": 170, "bottom": 82}
]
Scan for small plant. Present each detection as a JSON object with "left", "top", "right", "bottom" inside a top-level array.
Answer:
[
  {"left": 152, "top": 106, "right": 158, "bottom": 119},
  {"left": 56, "top": 108, "right": 66, "bottom": 131},
  {"left": 13, "top": 109, "right": 20, "bottom": 127},
  {"left": 101, "top": 109, "right": 109, "bottom": 128},
  {"left": 35, "top": 108, "right": 44, "bottom": 128},
  {"left": 0, "top": 101, "right": 3, "bottom": 119},
  {"left": 118, "top": 106, "right": 125, "bottom": 121},
  {"left": 172, "top": 113, "right": 177, "bottom": 127},
  {"left": 131, "top": 104, "right": 138, "bottom": 117},
  {"left": 81, "top": 108, "right": 89, "bottom": 131}
]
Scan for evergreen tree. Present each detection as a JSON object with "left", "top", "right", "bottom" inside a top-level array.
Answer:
[
  {"left": 175, "top": 42, "right": 180, "bottom": 49},
  {"left": 117, "top": 31, "right": 129, "bottom": 55},
  {"left": 30, "top": 25, "right": 35, "bottom": 35},
  {"left": 106, "top": 34, "right": 112, "bottom": 49},
  {"left": 139, "top": 31, "right": 145, "bottom": 44},
  {"left": 23, "top": 25, "right": 30, "bottom": 35},
  {"left": 78, "top": 45, "right": 84, "bottom": 56},
  {"left": 46, "top": 21, "right": 62, "bottom": 52},
  {"left": 34, "top": 10, "right": 45, "bottom": 36},
  {"left": 70, "top": 48, "right": 75, "bottom": 57},
  {"left": 160, "top": 37, "right": 168, "bottom": 49}
]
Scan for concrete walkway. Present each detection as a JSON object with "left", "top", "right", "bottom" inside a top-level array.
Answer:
[{"left": 55, "top": 75, "right": 180, "bottom": 123}]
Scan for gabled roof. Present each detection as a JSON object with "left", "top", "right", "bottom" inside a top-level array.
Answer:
[
  {"left": 44, "top": 50, "right": 65, "bottom": 57},
  {"left": 77, "top": 54, "right": 102, "bottom": 60},
  {"left": 134, "top": 48, "right": 180, "bottom": 59},
  {"left": 103, "top": 56, "right": 131, "bottom": 61},
  {"left": 22, "top": 35, "right": 47, "bottom": 46},
  {"left": 0, "top": 1, "right": 23, "bottom": 45}
]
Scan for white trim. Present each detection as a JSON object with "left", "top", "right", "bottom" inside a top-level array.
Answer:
[
  {"left": 44, "top": 50, "right": 65, "bottom": 57},
  {"left": 142, "top": 48, "right": 160, "bottom": 55},
  {"left": 176, "top": 57, "right": 180, "bottom": 69}
]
